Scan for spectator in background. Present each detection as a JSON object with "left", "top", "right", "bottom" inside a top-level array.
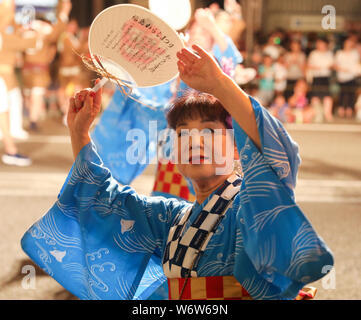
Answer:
[
  {"left": 269, "top": 94, "right": 290, "bottom": 123},
  {"left": 256, "top": 54, "right": 275, "bottom": 107},
  {"left": 22, "top": 18, "right": 58, "bottom": 132},
  {"left": 334, "top": 38, "right": 361, "bottom": 119},
  {"left": 57, "top": 18, "right": 82, "bottom": 125},
  {"left": 274, "top": 53, "right": 288, "bottom": 96},
  {"left": 22, "top": 2, "right": 71, "bottom": 132},
  {"left": 288, "top": 79, "right": 313, "bottom": 123},
  {"left": 263, "top": 32, "right": 284, "bottom": 61},
  {"left": 307, "top": 37, "right": 334, "bottom": 122},
  {"left": 355, "top": 88, "right": 361, "bottom": 122},
  {"left": 284, "top": 40, "right": 306, "bottom": 100},
  {"left": 0, "top": 0, "right": 38, "bottom": 166}
]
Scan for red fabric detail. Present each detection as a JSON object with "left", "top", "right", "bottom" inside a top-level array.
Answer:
[
  {"left": 206, "top": 276, "right": 224, "bottom": 299},
  {"left": 159, "top": 170, "right": 165, "bottom": 181},
  {"left": 172, "top": 173, "right": 182, "bottom": 184},
  {"left": 180, "top": 186, "right": 190, "bottom": 199},
  {"left": 242, "top": 287, "right": 250, "bottom": 297},
  {"left": 163, "top": 183, "right": 170, "bottom": 193},
  {"left": 179, "top": 278, "right": 191, "bottom": 299},
  {"left": 167, "top": 279, "right": 172, "bottom": 300},
  {"left": 298, "top": 290, "right": 313, "bottom": 299}
]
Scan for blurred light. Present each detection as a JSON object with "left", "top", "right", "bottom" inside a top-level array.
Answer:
[
  {"left": 274, "top": 37, "right": 281, "bottom": 45},
  {"left": 148, "top": 0, "right": 191, "bottom": 31}
]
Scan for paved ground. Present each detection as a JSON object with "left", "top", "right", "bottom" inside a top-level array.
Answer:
[{"left": 0, "top": 117, "right": 360, "bottom": 300}]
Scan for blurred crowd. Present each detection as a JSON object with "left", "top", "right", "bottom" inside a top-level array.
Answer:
[
  {"left": 0, "top": 0, "right": 361, "bottom": 167},
  {"left": 0, "top": 0, "right": 100, "bottom": 166},
  {"left": 246, "top": 30, "right": 361, "bottom": 124}
]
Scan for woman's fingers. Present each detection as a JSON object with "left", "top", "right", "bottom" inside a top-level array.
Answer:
[
  {"left": 68, "top": 97, "right": 76, "bottom": 114},
  {"left": 191, "top": 44, "right": 209, "bottom": 60},
  {"left": 74, "top": 89, "right": 89, "bottom": 112},
  {"left": 182, "top": 48, "right": 199, "bottom": 62},
  {"left": 177, "top": 48, "right": 199, "bottom": 66},
  {"left": 177, "top": 60, "right": 188, "bottom": 76},
  {"left": 84, "top": 92, "right": 94, "bottom": 114},
  {"left": 67, "top": 97, "right": 76, "bottom": 125}
]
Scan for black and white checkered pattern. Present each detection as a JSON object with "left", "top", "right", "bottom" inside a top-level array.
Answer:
[{"left": 163, "top": 174, "right": 242, "bottom": 278}]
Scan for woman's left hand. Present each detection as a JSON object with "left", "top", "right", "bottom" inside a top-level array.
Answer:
[{"left": 176, "top": 44, "right": 226, "bottom": 95}]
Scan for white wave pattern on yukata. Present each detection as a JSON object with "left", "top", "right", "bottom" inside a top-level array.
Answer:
[
  {"left": 285, "top": 222, "right": 323, "bottom": 281},
  {"left": 113, "top": 231, "right": 158, "bottom": 254},
  {"left": 30, "top": 210, "right": 82, "bottom": 249}
]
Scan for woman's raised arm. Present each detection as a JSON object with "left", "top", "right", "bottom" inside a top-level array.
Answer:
[{"left": 176, "top": 45, "right": 261, "bottom": 149}]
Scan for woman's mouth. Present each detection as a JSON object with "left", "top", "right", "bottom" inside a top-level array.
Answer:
[{"left": 189, "top": 155, "right": 209, "bottom": 164}]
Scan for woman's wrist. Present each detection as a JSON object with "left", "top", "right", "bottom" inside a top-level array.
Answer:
[
  {"left": 69, "top": 128, "right": 90, "bottom": 141},
  {"left": 210, "top": 73, "right": 234, "bottom": 100},
  {"left": 69, "top": 131, "right": 91, "bottom": 160}
]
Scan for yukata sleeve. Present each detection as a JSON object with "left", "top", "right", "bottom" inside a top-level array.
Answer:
[
  {"left": 233, "top": 96, "right": 334, "bottom": 300},
  {"left": 212, "top": 34, "right": 243, "bottom": 65},
  {"left": 91, "top": 89, "right": 168, "bottom": 185},
  {"left": 21, "top": 142, "right": 187, "bottom": 300}
]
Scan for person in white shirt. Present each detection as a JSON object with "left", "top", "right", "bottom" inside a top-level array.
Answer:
[
  {"left": 274, "top": 53, "right": 288, "bottom": 96},
  {"left": 334, "top": 38, "right": 361, "bottom": 118},
  {"left": 307, "top": 38, "right": 334, "bottom": 122},
  {"left": 284, "top": 40, "right": 306, "bottom": 99}
]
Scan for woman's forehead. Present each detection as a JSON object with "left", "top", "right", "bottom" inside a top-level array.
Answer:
[{"left": 176, "top": 118, "right": 225, "bottom": 129}]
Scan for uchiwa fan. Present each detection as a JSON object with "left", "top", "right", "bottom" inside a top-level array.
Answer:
[{"left": 81, "top": 4, "right": 185, "bottom": 99}]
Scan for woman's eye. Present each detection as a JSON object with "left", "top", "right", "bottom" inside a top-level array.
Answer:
[
  {"left": 201, "top": 128, "right": 215, "bottom": 135},
  {"left": 178, "top": 130, "right": 189, "bottom": 138}
]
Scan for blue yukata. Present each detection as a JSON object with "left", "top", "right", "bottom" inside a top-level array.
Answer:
[
  {"left": 91, "top": 35, "right": 243, "bottom": 185},
  {"left": 21, "top": 96, "right": 334, "bottom": 300}
]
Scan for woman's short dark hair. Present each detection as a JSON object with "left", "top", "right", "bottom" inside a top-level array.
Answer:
[{"left": 166, "top": 90, "right": 232, "bottom": 130}]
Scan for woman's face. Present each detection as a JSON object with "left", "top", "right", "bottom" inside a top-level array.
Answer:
[
  {"left": 343, "top": 39, "right": 354, "bottom": 51},
  {"left": 174, "top": 117, "right": 237, "bottom": 181},
  {"left": 290, "top": 41, "right": 301, "bottom": 52},
  {"left": 316, "top": 40, "right": 328, "bottom": 51}
]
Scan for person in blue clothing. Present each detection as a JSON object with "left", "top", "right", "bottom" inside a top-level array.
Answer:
[{"left": 22, "top": 44, "right": 333, "bottom": 300}]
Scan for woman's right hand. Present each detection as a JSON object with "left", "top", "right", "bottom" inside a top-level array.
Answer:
[
  {"left": 67, "top": 83, "right": 102, "bottom": 138},
  {"left": 67, "top": 83, "right": 102, "bottom": 159}
]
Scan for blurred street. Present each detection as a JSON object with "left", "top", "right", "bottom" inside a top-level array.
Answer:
[{"left": 0, "top": 117, "right": 360, "bottom": 300}]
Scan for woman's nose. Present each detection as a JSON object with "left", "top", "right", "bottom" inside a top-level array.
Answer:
[{"left": 189, "top": 133, "right": 205, "bottom": 149}]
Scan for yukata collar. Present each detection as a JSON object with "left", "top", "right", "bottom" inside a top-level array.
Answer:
[
  {"left": 192, "top": 172, "right": 242, "bottom": 213},
  {"left": 163, "top": 172, "right": 243, "bottom": 279}
]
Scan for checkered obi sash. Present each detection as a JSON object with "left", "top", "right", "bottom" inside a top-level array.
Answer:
[{"left": 162, "top": 173, "right": 242, "bottom": 280}]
